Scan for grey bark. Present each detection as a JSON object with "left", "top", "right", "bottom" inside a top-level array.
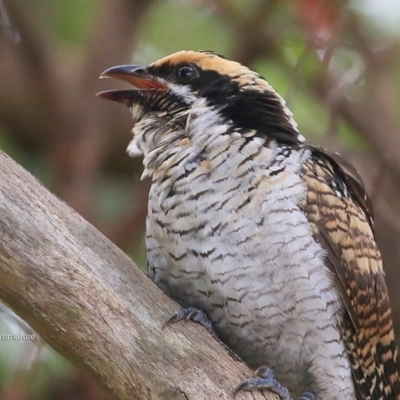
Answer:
[{"left": 0, "top": 150, "right": 278, "bottom": 400}]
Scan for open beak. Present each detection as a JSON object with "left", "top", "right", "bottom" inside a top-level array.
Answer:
[{"left": 96, "top": 65, "right": 166, "bottom": 105}]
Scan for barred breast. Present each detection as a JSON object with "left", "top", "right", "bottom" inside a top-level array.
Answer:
[{"left": 143, "top": 107, "right": 355, "bottom": 399}]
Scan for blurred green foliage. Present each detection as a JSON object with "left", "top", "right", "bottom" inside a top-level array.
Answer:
[{"left": 139, "top": 0, "right": 232, "bottom": 57}]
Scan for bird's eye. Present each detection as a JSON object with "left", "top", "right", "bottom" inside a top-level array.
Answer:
[{"left": 175, "top": 64, "right": 197, "bottom": 82}]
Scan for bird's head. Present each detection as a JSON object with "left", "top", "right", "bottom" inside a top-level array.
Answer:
[{"left": 98, "top": 50, "right": 303, "bottom": 145}]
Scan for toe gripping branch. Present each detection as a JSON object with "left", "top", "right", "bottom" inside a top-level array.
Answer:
[
  {"left": 234, "top": 367, "right": 316, "bottom": 400},
  {"left": 163, "top": 307, "right": 242, "bottom": 364},
  {"left": 163, "top": 308, "right": 316, "bottom": 400},
  {"left": 163, "top": 307, "right": 217, "bottom": 337},
  {"left": 233, "top": 367, "right": 292, "bottom": 400}
]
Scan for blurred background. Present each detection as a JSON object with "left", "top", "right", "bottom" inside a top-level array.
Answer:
[{"left": 0, "top": 0, "right": 400, "bottom": 398}]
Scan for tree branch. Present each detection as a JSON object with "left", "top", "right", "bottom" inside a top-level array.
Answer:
[{"left": 0, "top": 150, "right": 277, "bottom": 400}]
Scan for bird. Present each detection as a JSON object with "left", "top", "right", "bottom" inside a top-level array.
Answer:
[{"left": 98, "top": 50, "right": 400, "bottom": 399}]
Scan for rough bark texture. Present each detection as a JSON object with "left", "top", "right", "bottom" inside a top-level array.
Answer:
[{"left": 0, "top": 150, "right": 278, "bottom": 400}]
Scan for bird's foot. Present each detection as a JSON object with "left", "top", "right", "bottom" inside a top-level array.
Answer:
[
  {"left": 164, "top": 307, "right": 242, "bottom": 362},
  {"left": 234, "top": 366, "right": 293, "bottom": 399},
  {"left": 165, "top": 311, "right": 315, "bottom": 400},
  {"left": 234, "top": 367, "right": 316, "bottom": 400},
  {"left": 297, "top": 391, "right": 316, "bottom": 400},
  {"left": 163, "top": 307, "right": 217, "bottom": 337}
]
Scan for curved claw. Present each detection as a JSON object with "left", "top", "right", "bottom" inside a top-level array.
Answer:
[
  {"left": 233, "top": 367, "right": 292, "bottom": 400},
  {"left": 297, "top": 392, "right": 316, "bottom": 400},
  {"left": 162, "top": 307, "right": 217, "bottom": 337},
  {"left": 162, "top": 308, "right": 191, "bottom": 329}
]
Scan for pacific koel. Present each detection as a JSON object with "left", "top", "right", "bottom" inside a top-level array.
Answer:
[{"left": 98, "top": 51, "right": 400, "bottom": 400}]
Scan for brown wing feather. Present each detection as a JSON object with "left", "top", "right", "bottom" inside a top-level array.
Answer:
[{"left": 301, "top": 146, "right": 400, "bottom": 399}]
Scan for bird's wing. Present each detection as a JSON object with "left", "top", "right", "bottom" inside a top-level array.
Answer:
[{"left": 300, "top": 146, "right": 400, "bottom": 400}]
